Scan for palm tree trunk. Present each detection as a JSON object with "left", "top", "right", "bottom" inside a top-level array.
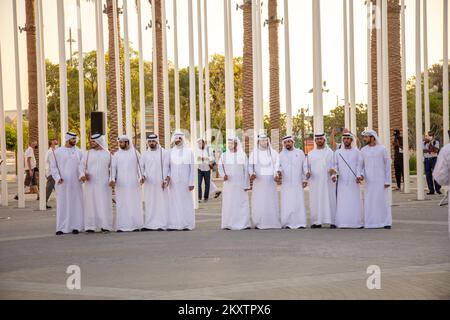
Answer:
[
  {"left": 268, "top": 0, "right": 281, "bottom": 151},
  {"left": 371, "top": 0, "right": 401, "bottom": 177},
  {"left": 371, "top": 0, "right": 402, "bottom": 138},
  {"left": 24, "top": 0, "right": 39, "bottom": 161},
  {"left": 242, "top": 0, "right": 254, "bottom": 154},
  {"left": 154, "top": 0, "right": 165, "bottom": 146},
  {"left": 106, "top": 0, "right": 124, "bottom": 153}
]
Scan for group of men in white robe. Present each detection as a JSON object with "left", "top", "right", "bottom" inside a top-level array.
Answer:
[
  {"left": 218, "top": 131, "right": 392, "bottom": 231},
  {"left": 50, "top": 128, "right": 392, "bottom": 235},
  {"left": 50, "top": 131, "right": 195, "bottom": 235}
]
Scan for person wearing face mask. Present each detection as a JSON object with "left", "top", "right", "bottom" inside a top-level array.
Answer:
[
  {"left": 50, "top": 132, "right": 84, "bottom": 235},
  {"left": 45, "top": 139, "right": 59, "bottom": 209}
]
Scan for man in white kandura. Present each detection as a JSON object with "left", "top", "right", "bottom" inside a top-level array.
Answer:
[
  {"left": 358, "top": 130, "right": 392, "bottom": 229},
  {"left": 141, "top": 134, "right": 171, "bottom": 231},
  {"left": 219, "top": 136, "right": 251, "bottom": 230},
  {"left": 433, "top": 142, "right": 450, "bottom": 237},
  {"left": 249, "top": 133, "right": 281, "bottom": 229},
  {"left": 333, "top": 133, "right": 363, "bottom": 229},
  {"left": 168, "top": 132, "right": 195, "bottom": 231},
  {"left": 79, "top": 134, "right": 113, "bottom": 233},
  {"left": 109, "top": 135, "right": 143, "bottom": 232},
  {"left": 276, "top": 135, "right": 308, "bottom": 229},
  {"left": 50, "top": 132, "right": 84, "bottom": 235},
  {"left": 306, "top": 133, "right": 337, "bottom": 229}
]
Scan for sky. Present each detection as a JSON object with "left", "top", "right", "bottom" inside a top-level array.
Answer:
[{"left": 0, "top": 0, "right": 448, "bottom": 117}]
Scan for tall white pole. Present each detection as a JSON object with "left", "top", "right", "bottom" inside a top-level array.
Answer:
[
  {"left": 401, "top": 0, "right": 410, "bottom": 193},
  {"left": 204, "top": 0, "right": 211, "bottom": 143},
  {"left": 162, "top": 0, "right": 170, "bottom": 147},
  {"left": 137, "top": 0, "right": 146, "bottom": 153},
  {"left": 224, "top": 0, "right": 230, "bottom": 135},
  {"left": 123, "top": 0, "right": 133, "bottom": 137},
  {"left": 415, "top": 0, "right": 425, "bottom": 200},
  {"left": 443, "top": 0, "right": 449, "bottom": 146},
  {"left": 0, "top": 43, "right": 7, "bottom": 207},
  {"left": 312, "top": 0, "right": 324, "bottom": 134},
  {"left": 423, "top": 0, "right": 430, "bottom": 133},
  {"left": 77, "top": 0, "right": 86, "bottom": 151},
  {"left": 36, "top": 0, "right": 47, "bottom": 211},
  {"left": 349, "top": 0, "right": 356, "bottom": 134},
  {"left": 188, "top": 0, "right": 198, "bottom": 209},
  {"left": 198, "top": 0, "right": 205, "bottom": 139},
  {"left": 111, "top": 0, "right": 122, "bottom": 137},
  {"left": 284, "top": 0, "right": 292, "bottom": 136},
  {"left": 151, "top": 0, "right": 159, "bottom": 135},
  {"left": 12, "top": 0, "right": 25, "bottom": 208},
  {"left": 343, "top": 0, "right": 350, "bottom": 129},
  {"left": 96, "top": 0, "right": 108, "bottom": 138},
  {"left": 57, "top": 0, "right": 68, "bottom": 138},
  {"left": 173, "top": 0, "right": 181, "bottom": 131},
  {"left": 367, "top": 0, "right": 373, "bottom": 130},
  {"left": 376, "top": 0, "right": 384, "bottom": 142}
]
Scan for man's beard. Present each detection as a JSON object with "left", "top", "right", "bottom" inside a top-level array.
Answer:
[{"left": 150, "top": 145, "right": 157, "bottom": 150}]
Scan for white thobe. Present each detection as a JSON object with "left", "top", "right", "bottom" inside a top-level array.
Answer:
[
  {"left": 141, "top": 147, "right": 170, "bottom": 230},
  {"left": 334, "top": 147, "right": 363, "bottom": 228},
  {"left": 79, "top": 149, "right": 113, "bottom": 231},
  {"left": 276, "top": 148, "right": 308, "bottom": 229},
  {"left": 168, "top": 146, "right": 195, "bottom": 230},
  {"left": 110, "top": 148, "right": 143, "bottom": 231},
  {"left": 360, "top": 144, "right": 392, "bottom": 228},
  {"left": 307, "top": 147, "right": 336, "bottom": 226},
  {"left": 249, "top": 148, "right": 281, "bottom": 229},
  {"left": 50, "top": 146, "right": 84, "bottom": 233},
  {"left": 219, "top": 151, "right": 251, "bottom": 230},
  {"left": 432, "top": 144, "right": 450, "bottom": 237}
]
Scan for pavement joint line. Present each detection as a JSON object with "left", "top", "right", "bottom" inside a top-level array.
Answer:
[{"left": 1, "top": 263, "right": 449, "bottom": 299}]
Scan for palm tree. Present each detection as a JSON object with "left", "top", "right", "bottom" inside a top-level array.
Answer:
[
  {"left": 370, "top": 0, "right": 401, "bottom": 150},
  {"left": 267, "top": 0, "right": 281, "bottom": 151},
  {"left": 105, "top": 0, "right": 124, "bottom": 153},
  {"left": 241, "top": 0, "right": 254, "bottom": 154},
  {"left": 152, "top": 0, "right": 165, "bottom": 146},
  {"left": 23, "top": 0, "right": 39, "bottom": 161}
]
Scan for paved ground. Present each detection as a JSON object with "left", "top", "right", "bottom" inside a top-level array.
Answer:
[{"left": 0, "top": 178, "right": 449, "bottom": 300}]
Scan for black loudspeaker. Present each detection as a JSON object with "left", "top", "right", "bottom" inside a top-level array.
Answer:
[{"left": 91, "top": 112, "right": 105, "bottom": 135}]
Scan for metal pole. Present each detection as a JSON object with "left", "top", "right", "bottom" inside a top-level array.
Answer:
[
  {"left": 77, "top": 0, "right": 86, "bottom": 151},
  {"left": 423, "top": 0, "right": 430, "bottom": 133},
  {"left": 443, "top": 0, "right": 449, "bottom": 145},
  {"left": 151, "top": 0, "right": 159, "bottom": 135},
  {"left": 415, "top": 0, "right": 425, "bottom": 200},
  {"left": 367, "top": 0, "right": 373, "bottom": 130},
  {"left": 343, "top": 0, "right": 350, "bottom": 129},
  {"left": 123, "top": 0, "right": 133, "bottom": 137},
  {"left": 12, "top": 0, "right": 25, "bottom": 208},
  {"left": 284, "top": 0, "right": 292, "bottom": 136},
  {"left": 57, "top": 0, "right": 68, "bottom": 138},
  {"left": 312, "top": 0, "right": 324, "bottom": 134},
  {"left": 204, "top": 0, "right": 211, "bottom": 143},
  {"left": 0, "top": 43, "right": 7, "bottom": 207},
  {"left": 349, "top": 0, "right": 356, "bottom": 134},
  {"left": 173, "top": 0, "right": 181, "bottom": 131},
  {"left": 401, "top": 0, "right": 410, "bottom": 193}
]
